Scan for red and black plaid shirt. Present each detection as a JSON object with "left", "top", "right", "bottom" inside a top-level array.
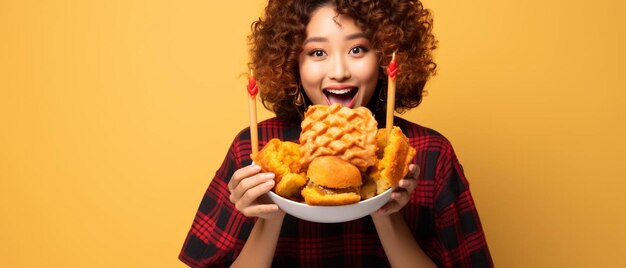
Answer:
[{"left": 179, "top": 117, "right": 493, "bottom": 267}]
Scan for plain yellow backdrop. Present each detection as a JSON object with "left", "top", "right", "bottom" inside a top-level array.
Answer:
[{"left": 1, "top": 0, "right": 625, "bottom": 267}]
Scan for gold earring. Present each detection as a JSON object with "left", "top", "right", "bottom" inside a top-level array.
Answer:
[
  {"left": 295, "top": 89, "right": 304, "bottom": 106},
  {"left": 291, "top": 85, "right": 304, "bottom": 106}
]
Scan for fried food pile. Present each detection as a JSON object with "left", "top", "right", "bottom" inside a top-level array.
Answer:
[{"left": 252, "top": 104, "right": 415, "bottom": 206}]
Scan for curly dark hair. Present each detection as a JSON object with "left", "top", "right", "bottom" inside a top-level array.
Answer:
[{"left": 249, "top": 0, "right": 437, "bottom": 122}]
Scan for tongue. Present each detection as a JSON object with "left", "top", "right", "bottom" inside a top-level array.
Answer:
[{"left": 327, "top": 90, "right": 357, "bottom": 107}]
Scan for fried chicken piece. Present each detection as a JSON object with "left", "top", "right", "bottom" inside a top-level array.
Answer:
[
  {"left": 367, "top": 127, "right": 416, "bottom": 195},
  {"left": 359, "top": 176, "right": 378, "bottom": 200},
  {"left": 251, "top": 138, "right": 307, "bottom": 198}
]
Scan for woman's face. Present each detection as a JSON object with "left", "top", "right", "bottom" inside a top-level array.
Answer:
[{"left": 298, "top": 6, "right": 379, "bottom": 108}]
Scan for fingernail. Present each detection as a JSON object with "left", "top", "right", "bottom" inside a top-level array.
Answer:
[
  {"left": 263, "top": 173, "right": 275, "bottom": 179},
  {"left": 251, "top": 164, "right": 261, "bottom": 171},
  {"left": 265, "top": 180, "right": 274, "bottom": 187}
]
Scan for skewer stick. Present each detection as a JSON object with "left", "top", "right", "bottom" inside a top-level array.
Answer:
[
  {"left": 386, "top": 53, "right": 398, "bottom": 134},
  {"left": 247, "top": 69, "right": 259, "bottom": 155}
]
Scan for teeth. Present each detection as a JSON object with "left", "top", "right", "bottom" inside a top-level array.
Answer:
[{"left": 325, "top": 88, "right": 353, "bottom": 94}]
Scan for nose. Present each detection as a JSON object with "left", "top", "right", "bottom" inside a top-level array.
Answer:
[{"left": 327, "top": 55, "right": 351, "bottom": 81}]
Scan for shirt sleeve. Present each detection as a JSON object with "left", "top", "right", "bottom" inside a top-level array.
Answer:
[
  {"left": 432, "top": 143, "right": 494, "bottom": 268},
  {"left": 178, "top": 133, "right": 255, "bottom": 267}
]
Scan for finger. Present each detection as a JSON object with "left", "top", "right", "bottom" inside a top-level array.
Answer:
[
  {"left": 407, "top": 164, "right": 419, "bottom": 180},
  {"left": 398, "top": 178, "right": 417, "bottom": 194},
  {"left": 391, "top": 191, "right": 410, "bottom": 205},
  {"left": 376, "top": 201, "right": 401, "bottom": 215},
  {"left": 241, "top": 204, "right": 281, "bottom": 218},
  {"left": 231, "top": 172, "right": 275, "bottom": 203},
  {"left": 229, "top": 164, "right": 262, "bottom": 191},
  {"left": 374, "top": 192, "right": 409, "bottom": 215},
  {"left": 236, "top": 177, "right": 275, "bottom": 210}
]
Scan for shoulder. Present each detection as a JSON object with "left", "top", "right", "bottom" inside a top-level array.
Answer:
[
  {"left": 395, "top": 116, "right": 455, "bottom": 155},
  {"left": 396, "top": 118, "right": 472, "bottom": 211}
]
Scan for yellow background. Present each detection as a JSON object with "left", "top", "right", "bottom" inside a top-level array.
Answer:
[{"left": 1, "top": 0, "right": 625, "bottom": 267}]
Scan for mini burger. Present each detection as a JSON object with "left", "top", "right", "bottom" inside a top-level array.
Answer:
[{"left": 301, "top": 156, "right": 362, "bottom": 206}]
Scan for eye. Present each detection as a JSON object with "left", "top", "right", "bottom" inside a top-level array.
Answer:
[
  {"left": 350, "top": 45, "right": 369, "bottom": 55},
  {"left": 350, "top": 46, "right": 369, "bottom": 56},
  {"left": 308, "top": 49, "right": 326, "bottom": 57}
]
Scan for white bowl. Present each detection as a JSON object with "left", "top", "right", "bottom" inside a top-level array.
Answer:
[{"left": 267, "top": 188, "right": 393, "bottom": 223}]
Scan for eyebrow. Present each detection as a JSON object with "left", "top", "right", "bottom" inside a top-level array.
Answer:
[{"left": 302, "top": 33, "right": 369, "bottom": 46}]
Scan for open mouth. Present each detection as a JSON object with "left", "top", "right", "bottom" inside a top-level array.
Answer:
[{"left": 323, "top": 87, "right": 358, "bottom": 107}]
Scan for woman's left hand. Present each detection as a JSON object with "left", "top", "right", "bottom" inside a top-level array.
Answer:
[{"left": 373, "top": 164, "right": 420, "bottom": 216}]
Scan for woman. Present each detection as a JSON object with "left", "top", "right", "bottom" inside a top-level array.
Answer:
[{"left": 179, "top": 0, "right": 493, "bottom": 267}]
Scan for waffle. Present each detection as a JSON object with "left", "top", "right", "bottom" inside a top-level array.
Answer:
[{"left": 299, "top": 104, "right": 378, "bottom": 171}]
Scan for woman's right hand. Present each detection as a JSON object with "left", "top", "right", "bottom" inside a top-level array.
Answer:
[{"left": 228, "top": 164, "right": 285, "bottom": 219}]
